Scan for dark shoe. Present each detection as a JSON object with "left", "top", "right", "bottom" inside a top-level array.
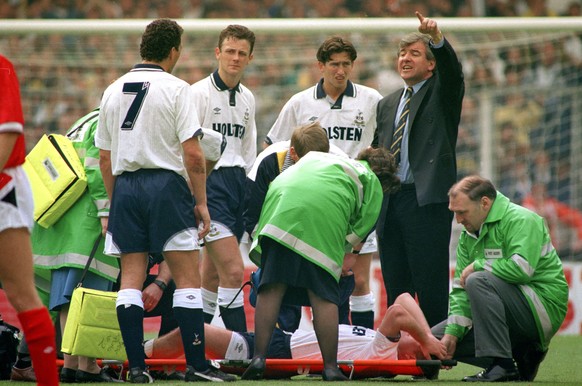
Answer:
[
  {"left": 241, "top": 356, "right": 266, "bottom": 380},
  {"left": 514, "top": 344, "right": 548, "bottom": 381},
  {"left": 322, "top": 367, "right": 349, "bottom": 381},
  {"left": 185, "top": 365, "right": 236, "bottom": 382},
  {"left": 76, "top": 368, "right": 124, "bottom": 383},
  {"left": 463, "top": 365, "right": 520, "bottom": 382},
  {"left": 128, "top": 368, "right": 153, "bottom": 384},
  {"left": 60, "top": 367, "right": 77, "bottom": 383},
  {"left": 149, "top": 370, "right": 185, "bottom": 381},
  {"left": 165, "top": 371, "right": 185, "bottom": 381},
  {"left": 10, "top": 366, "right": 36, "bottom": 382}
]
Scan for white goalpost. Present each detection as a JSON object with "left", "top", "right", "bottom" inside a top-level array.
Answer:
[{"left": 1, "top": 17, "right": 581, "bottom": 33}]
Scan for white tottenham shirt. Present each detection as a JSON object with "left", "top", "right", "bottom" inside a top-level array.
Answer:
[
  {"left": 290, "top": 324, "right": 398, "bottom": 360},
  {"left": 191, "top": 71, "right": 257, "bottom": 173},
  {"left": 266, "top": 80, "right": 382, "bottom": 159},
  {"left": 96, "top": 64, "right": 202, "bottom": 179}
]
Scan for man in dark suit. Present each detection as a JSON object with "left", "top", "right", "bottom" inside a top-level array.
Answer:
[{"left": 373, "top": 12, "right": 465, "bottom": 327}]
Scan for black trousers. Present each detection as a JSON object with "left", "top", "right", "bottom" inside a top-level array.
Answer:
[
  {"left": 431, "top": 271, "right": 539, "bottom": 367},
  {"left": 378, "top": 184, "right": 452, "bottom": 327}
]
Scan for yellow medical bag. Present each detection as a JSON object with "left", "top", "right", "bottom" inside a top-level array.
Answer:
[{"left": 23, "top": 134, "right": 87, "bottom": 228}]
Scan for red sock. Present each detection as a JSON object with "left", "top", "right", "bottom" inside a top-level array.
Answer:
[{"left": 18, "top": 307, "right": 58, "bottom": 386}]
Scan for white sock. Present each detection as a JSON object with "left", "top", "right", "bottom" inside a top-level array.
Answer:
[
  {"left": 143, "top": 339, "right": 153, "bottom": 358},
  {"left": 116, "top": 288, "right": 143, "bottom": 308},
  {"left": 173, "top": 288, "right": 203, "bottom": 309},
  {"left": 218, "top": 286, "right": 244, "bottom": 309},
  {"left": 224, "top": 332, "right": 249, "bottom": 360},
  {"left": 350, "top": 292, "right": 375, "bottom": 312},
  {"left": 202, "top": 288, "right": 218, "bottom": 316}
]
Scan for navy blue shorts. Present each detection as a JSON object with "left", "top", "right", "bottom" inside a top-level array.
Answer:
[
  {"left": 205, "top": 167, "right": 246, "bottom": 241},
  {"left": 240, "top": 328, "right": 292, "bottom": 359},
  {"left": 259, "top": 237, "right": 340, "bottom": 306},
  {"left": 108, "top": 169, "right": 199, "bottom": 254}
]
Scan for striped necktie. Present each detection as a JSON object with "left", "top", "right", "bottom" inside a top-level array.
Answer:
[{"left": 390, "top": 86, "right": 413, "bottom": 164}]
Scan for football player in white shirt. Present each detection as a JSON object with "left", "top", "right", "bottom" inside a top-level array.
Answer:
[
  {"left": 190, "top": 25, "right": 257, "bottom": 333},
  {"left": 146, "top": 293, "right": 446, "bottom": 369},
  {"left": 96, "top": 19, "right": 234, "bottom": 383},
  {"left": 264, "top": 36, "right": 383, "bottom": 329}
]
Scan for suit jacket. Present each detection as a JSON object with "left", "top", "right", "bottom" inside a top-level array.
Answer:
[{"left": 374, "top": 38, "right": 465, "bottom": 208}]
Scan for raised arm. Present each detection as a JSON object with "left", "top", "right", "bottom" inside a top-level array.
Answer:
[{"left": 416, "top": 11, "right": 443, "bottom": 44}]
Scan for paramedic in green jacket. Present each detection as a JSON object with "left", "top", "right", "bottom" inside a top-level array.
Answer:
[
  {"left": 243, "top": 147, "right": 400, "bottom": 381},
  {"left": 432, "top": 175, "right": 568, "bottom": 383}
]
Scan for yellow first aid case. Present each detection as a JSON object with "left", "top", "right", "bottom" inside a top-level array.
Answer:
[
  {"left": 61, "top": 287, "right": 126, "bottom": 361},
  {"left": 23, "top": 134, "right": 87, "bottom": 228}
]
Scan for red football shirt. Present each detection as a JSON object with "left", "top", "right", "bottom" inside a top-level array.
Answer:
[{"left": 0, "top": 55, "right": 26, "bottom": 189}]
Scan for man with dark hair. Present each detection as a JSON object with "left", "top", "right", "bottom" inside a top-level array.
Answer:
[
  {"left": 191, "top": 25, "right": 257, "bottom": 332},
  {"left": 264, "top": 35, "right": 384, "bottom": 330},
  {"left": 96, "top": 19, "right": 234, "bottom": 383},
  {"left": 432, "top": 175, "right": 568, "bottom": 382}
]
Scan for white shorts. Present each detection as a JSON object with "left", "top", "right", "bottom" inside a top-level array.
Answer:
[
  {"left": 360, "top": 230, "right": 378, "bottom": 254},
  {"left": 203, "top": 221, "right": 235, "bottom": 244},
  {"left": 0, "top": 166, "right": 34, "bottom": 233}
]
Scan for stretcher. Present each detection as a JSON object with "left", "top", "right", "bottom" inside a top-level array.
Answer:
[
  {"left": 57, "top": 358, "right": 456, "bottom": 380},
  {"left": 216, "top": 358, "right": 456, "bottom": 379}
]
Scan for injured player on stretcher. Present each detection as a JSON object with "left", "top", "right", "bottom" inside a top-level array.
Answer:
[{"left": 144, "top": 293, "right": 446, "bottom": 363}]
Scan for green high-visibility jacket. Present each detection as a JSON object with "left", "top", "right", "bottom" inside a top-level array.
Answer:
[
  {"left": 446, "top": 192, "right": 568, "bottom": 350},
  {"left": 250, "top": 151, "right": 383, "bottom": 282}
]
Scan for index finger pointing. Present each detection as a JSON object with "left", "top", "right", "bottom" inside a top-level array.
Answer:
[{"left": 416, "top": 11, "right": 424, "bottom": 22}]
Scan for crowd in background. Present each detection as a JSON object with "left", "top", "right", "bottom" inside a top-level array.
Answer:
[
  {"left": 0, "top": 0, "right": 581, "bottom": 19},
  {"left": 1, "top": 0, "right": 581, "bottom": 260}
]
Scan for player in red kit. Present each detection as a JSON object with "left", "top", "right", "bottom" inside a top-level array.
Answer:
[{"left": 0, "top": 54, "right": 59, "bottom": 386}]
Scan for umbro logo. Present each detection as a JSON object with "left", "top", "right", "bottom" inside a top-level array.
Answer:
[
  {"left": 213, "top": 107, "right": 221, "bottom": 115},
  {"left": 308, "top": 116, "right": 318, "bottom": 122},
  {"left": 186, "top": 295, "right": 197, "bottom": 300}
]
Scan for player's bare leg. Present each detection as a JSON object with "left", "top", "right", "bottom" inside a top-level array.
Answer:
[
  {"left": 149, "top": 323, "right": 233, "bottom": 360},
  {"left": 200, "top": 250, "right": 219, "bottom": 323},
  {"left": 203, "top": 236, "right": 247, "bottom": 331},
  {"left": 163, "top": 250, "right": 210, "bottom": 372},
  {"left": 0, "top": 228, "right": 58, "bottom": 386},
  {"left": 377, "top": 294, "right": 446, "bottom": 360},
  {"left": 350, "top": 252, "right": 374, "bottom": 328}
]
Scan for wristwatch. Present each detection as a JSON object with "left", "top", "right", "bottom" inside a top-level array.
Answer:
[{"left": 153, "top": 279, "right": 167, "bottom": 291}]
